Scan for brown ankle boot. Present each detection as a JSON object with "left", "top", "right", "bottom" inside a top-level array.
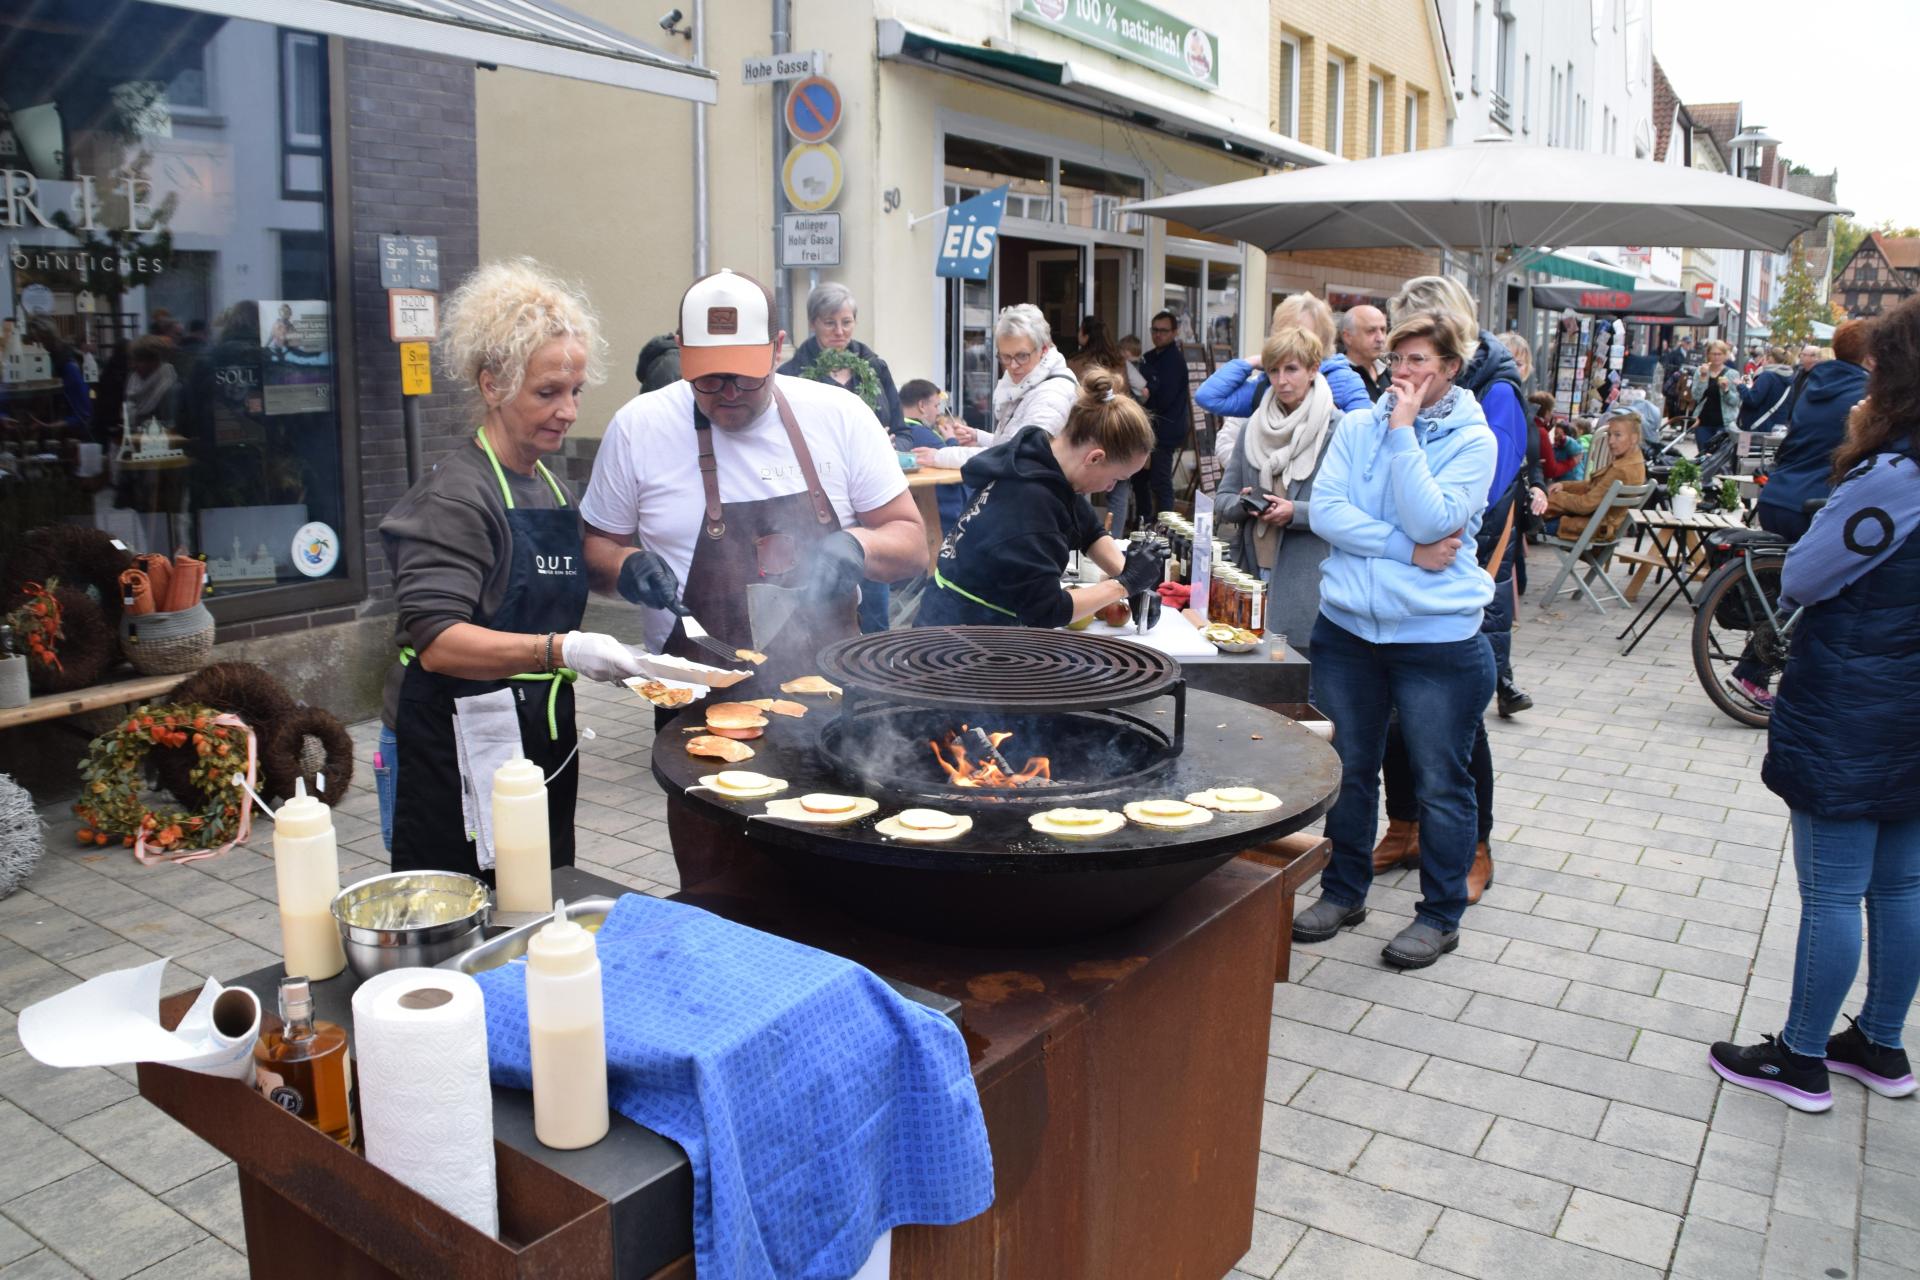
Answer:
[
  {"left": 1372, "top": 818, "right": 1421, "bottom": 873},
  {"left": 1466, "top": 841, "right": 1494, "bottom": 904}
]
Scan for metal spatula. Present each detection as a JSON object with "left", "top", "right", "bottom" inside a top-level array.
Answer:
[{"left": 679, "top": 607, "right": 744, "bottom": 666}]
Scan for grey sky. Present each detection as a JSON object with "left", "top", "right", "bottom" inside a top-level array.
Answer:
[{"left": 1652, "top": 0, "right": 1918, "bottom": 226}]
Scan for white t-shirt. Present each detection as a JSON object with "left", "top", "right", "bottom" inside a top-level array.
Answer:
[{"left": 580, "top": 375, "right": 909, "bottom": 649}]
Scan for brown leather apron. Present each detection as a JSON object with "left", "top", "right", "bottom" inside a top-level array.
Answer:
[{"left": 664, "top": 385, "right": 859, "bottom": 688}]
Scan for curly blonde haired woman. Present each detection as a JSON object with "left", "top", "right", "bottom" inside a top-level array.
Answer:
[{"left": 379, "top": 258, "right": 644, "bottom": 878}]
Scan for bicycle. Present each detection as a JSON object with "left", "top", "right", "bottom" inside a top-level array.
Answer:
[{"left": 1690, "top": 532, "right": 1801, "bottom": 729}]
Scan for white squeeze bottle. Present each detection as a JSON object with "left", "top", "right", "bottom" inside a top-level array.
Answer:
[
  {"left": 525, "top": 899, "right": 610, "bottom": 1149},
  {"left": 273, "top": 779, "right": 347, "bottom": 981},
  {"left": 492, "top": 754, "right": 553, "bottom": 914}
]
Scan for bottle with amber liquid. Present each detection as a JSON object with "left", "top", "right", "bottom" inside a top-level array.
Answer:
[{"left": 254, "top": 976, "right": 355, "bottom": 1146}]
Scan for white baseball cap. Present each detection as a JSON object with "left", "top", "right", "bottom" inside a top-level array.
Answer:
[{"left": 678, "top": 269, "right": 776, "bottom": 379}]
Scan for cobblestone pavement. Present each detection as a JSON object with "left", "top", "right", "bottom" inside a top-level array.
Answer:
[{"left": 1, "top": 569, "right": 1916, "bottom": 1278}]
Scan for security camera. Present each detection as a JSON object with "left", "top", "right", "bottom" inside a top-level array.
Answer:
[{"left": 658, "top": 8, "right": 684, "bottom": 31}]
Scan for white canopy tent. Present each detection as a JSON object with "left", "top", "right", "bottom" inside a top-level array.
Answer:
[{"left": 1122, "top": 139, "right": 1848, "bottom": 322}]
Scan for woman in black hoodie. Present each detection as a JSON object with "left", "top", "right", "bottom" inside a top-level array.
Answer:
[{"left": 918, "top": 369, "right": 1165, "bottom": 628}]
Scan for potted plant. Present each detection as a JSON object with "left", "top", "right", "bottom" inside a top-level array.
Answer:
[
  {"left": 1717, "top": 476, "right": 1741, "bottom": 512},
  {"left": 1668, "top": 456, "right": 1701, "bottom": 518}
]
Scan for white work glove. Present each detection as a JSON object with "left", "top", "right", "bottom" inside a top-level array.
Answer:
[{"left": 560, "top": 631, "right": 648, "bottom": 683}]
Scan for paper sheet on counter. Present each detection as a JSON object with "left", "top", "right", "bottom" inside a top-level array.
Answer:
[
  {"left": 1079, "top": 607, "right": 1219, "bottom": 658},
  {"left": 18, "top": 958, "right": 261, "bottom": 1080}
]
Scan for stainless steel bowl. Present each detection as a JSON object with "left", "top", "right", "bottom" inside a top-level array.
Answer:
[{"left": 331, "top": 871, "right": 491, "bottom": 979}]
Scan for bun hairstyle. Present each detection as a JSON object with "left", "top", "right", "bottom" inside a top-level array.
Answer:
[
  {"left": 1062, "top": 368, "right": 1153, "bottom": 460},
  {"left": 441, "top": 257, "right": 606, "bottom": 404}
]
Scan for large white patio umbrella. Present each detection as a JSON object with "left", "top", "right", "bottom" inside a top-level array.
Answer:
[{"left": 1123, "top": 139, "right": 1848, "bottom": 317}]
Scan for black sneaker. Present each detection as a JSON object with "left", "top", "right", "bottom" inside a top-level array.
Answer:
[
  {"left": 1825, "top": 1016, "right": 1918, "bottom": 1098},
  {"left": 1709, "top": 1035, "right": 1833, "bottom": 1113},
  {"left": 1496, "top": 678, "right": 1533, "bottom": 718}
]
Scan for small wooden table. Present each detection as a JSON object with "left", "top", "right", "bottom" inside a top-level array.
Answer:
[
  {"left": 903, "top": 466, "right": 963, "bottom": 559},
  {"left": 1617, "top": 508, "right": 1748, "bottom": 655}
]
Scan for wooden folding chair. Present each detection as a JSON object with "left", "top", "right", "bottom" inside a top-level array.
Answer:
[{"left": 1538, "top": 480, "right": 1657, "bottom": 614}]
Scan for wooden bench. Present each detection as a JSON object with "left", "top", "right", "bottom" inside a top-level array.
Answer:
[{"left": 0, "top": 673, "right": 189, "bottom": 731}]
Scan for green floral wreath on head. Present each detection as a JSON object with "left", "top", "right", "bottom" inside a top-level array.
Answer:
[{"left": 800, "top": 347, "right": 883, "bottom": 413}]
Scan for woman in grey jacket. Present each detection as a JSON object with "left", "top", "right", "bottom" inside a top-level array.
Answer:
[{"left": 1216, "top": 324, "right": 1343, "bottom": 649}]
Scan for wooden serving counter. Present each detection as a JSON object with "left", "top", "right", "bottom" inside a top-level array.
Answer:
[{"left": 139, "top": 851, "right": 1297, "bottom": 1279}]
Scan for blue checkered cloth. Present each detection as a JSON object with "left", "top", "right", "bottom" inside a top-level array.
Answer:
[{"left": 474, "top": 894, "right": 993, "bottom": 1279}]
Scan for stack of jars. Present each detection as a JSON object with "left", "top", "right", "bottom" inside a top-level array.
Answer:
[{"left": 1205, "top": 565, "right": 1265, "bottom": 635}]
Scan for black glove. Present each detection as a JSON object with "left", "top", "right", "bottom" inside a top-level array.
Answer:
[
  {"left": 798, "top": 530, "right": 867, "bottom": 604},
  {"left": 1117, "top": 542, "right": 1169, "bottom": 595},
  {"left": 617, "top": 548, "right": 689, "bottom": 614}
]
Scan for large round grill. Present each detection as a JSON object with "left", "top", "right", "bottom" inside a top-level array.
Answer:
[{"left": 818, "top": 626, "right": 1181, "bottom": 712}]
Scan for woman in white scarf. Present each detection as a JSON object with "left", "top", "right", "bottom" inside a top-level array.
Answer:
[
  {"left": 917, "top": 304, "right": 1079, "bottom": 471},
  {"left": 1216, "top": 325, "right": 1344, "bottom": 649}
]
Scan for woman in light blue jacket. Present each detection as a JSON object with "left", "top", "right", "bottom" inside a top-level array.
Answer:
[{"left": 1297, "top": 310, "right": 1499, "bottom": 970}]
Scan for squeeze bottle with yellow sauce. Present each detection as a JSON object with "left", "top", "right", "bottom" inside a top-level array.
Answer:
[
  {"left": 525, "top": 899, "right": 610, "bottom": 1149},
  {"left": 492, "top": 754, "right": 552, "bottom": 914},
  {"left": 273, "top": 778, "right": 347, "bottom": 981}
]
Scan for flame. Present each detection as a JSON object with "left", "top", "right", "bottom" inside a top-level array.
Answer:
[{"left": 929, "top": 726, "right": 1052, "bottom": 788}]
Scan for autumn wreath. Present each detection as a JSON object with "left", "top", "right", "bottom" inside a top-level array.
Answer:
[{"left": 75, "top": 703, "right": 259, "bottom": 864}]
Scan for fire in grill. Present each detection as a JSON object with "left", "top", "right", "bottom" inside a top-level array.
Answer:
[
  {"left": 929, "top": 726, "right": 1054, "bottom": 788},
  {"left": 816, "top": 627, "right": 1185, "bottom": 808}
]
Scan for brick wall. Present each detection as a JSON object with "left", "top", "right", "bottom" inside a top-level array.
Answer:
[
  {"left": 1267, "top": 247, "right": 1444, "bottom": 303},
  {"left": 1270, "top": 0, "right": 1444, "bottom": 157},
  {"left": 344, "top": 40, "right": 481, "bottom": 615}
]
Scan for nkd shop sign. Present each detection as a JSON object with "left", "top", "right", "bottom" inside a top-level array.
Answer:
[{"left": 1016, "top": 0, "right": 1219, "bottom": 89}]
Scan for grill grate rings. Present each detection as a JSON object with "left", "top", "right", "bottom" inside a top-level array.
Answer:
[{"left": 817, "top": 626, "right": 1181, "bottom": 713}]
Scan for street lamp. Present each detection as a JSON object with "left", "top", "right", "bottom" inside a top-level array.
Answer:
[{"left": 1731, "top": 125, "right": 1780, "bottom": 357}]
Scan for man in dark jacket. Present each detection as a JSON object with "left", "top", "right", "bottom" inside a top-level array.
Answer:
[
  {"left": 1457, "top": 330, "right": 1533, "bottom": 716},
  {"left": 1728, "top": 321, "right": 1872, "bottom": 706},
  {"left": 1138, "top": 310, "right": 1190, "bottom": 518},
  {"left": 1757, "top": 324, "right": 1871, "bottom": 541}
]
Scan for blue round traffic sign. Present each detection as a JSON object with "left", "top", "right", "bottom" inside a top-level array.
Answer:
[{"left": 784, "top": 76, "right": 842, "bottom": 144}]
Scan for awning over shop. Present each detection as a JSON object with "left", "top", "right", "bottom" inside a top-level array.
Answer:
[
  {"left": 146, "top": 0, "right": 717, "bottom": 100},
  {"left": 1532, "top": 253, "right": 1636, "bottom": 291},
  {"left": 1531, "top": 285, "right": 1706, "bottom": 319},
  {"left": 877, "top": 18, "right": 1336, "bottom": 171}
]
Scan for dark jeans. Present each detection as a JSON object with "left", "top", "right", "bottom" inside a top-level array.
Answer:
[
  {"left": 1147, "top": 442, "right": 1178, "bottom": 515},
  {"left": 1484, "top": 542, "right": 1516, "bottom": 684},
  {"left": 1780, "top": 810, "right": 1920, "bottom": 1056},
  {"left": 1730, "top": 502, "right": 1814, "bottom": 687},
  {"left": 1311, "top": 615, "right": 1496, "bottom": 932}
]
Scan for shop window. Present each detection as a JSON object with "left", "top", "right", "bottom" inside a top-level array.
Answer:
[
  {"left": 1163, "top": 254, "right": 1237, "bottom": 356},
  {"left": 1367, "top": 76, "right": 1384, "bottom": 158},
  {"left": 1405, "top": 92, "right": 1420, "bottom": 151},
  {"left": 1, "top": 1, "right": 349, "bottom": 606},
  {"left": 1058, "top": 161, "right": 1143, "bottom": 234},
  {"left": 944, "top": 135, "right": 1050, "bottom": 221}
]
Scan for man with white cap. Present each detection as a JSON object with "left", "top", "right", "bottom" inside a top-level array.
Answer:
[{"left": 580, "top": 270, "right": 925, "bottom": 679}]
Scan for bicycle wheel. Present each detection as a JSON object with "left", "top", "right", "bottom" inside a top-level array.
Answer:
[{"left": 1691, "top": 557, "right": 1785, "bottom": 730}]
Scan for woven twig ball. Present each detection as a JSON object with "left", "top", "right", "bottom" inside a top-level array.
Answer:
[{"left": 0, "top": 773, "right": 42, "bottom": 899}]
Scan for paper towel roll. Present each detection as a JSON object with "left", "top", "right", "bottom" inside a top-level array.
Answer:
[{"left": 351, "top": 968, "right": 498, "bottom": 1237}]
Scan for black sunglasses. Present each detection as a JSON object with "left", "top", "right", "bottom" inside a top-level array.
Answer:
[{"left": 690, "top": 372, "right": 768, "bottom": 394}]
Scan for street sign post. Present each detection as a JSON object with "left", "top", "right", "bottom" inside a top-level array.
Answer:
[
  {"left": 741, "top": 49, "right": 825, "bottom": 85},
  {"left": 400, "top": 341, "right": 432, "bottom": 396},
  {"left": 783, "top": 76, "right": 842, "bottom": 144},
  {"left": 781, "top": 143, "right": 843, "bottom": 213},
  {"left": 781, "top": 213, "right": 842, "bottom": 269},
  {"left": 378, "top": 235, "right": 441, "bottom": 291},
  {"left": 388, "top": 290, "right": 438, "bottom": 342}
]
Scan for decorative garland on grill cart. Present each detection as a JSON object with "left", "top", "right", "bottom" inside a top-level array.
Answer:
[{"left": 75, "top": 704, "right": 258, "bottom": 865}]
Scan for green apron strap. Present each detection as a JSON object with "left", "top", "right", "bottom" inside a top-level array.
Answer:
[
  {"left": 933, "top": 568, "right": 1017, "bottom": 618},
  {"left": 508, "top": 668, "right": 577, "bottom": 740},
  {"left": 475, "top": 431, "right": 568, "bottom": 510}
]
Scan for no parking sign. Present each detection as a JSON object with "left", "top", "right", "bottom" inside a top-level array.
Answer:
[{"left": 784, "top": 76, "right": 842, "bottom": 143}]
